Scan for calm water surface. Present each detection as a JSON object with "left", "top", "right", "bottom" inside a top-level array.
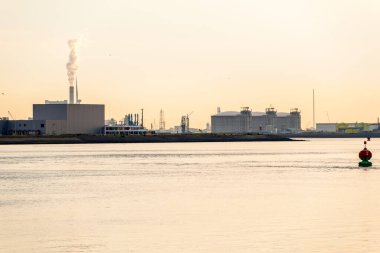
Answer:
[{"left": 1, "top": 139, "right": 380, "bottom": 253}]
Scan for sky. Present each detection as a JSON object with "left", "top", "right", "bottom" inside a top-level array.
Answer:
[{"left": 1, "top": 0, "right": 380, "bottom": 129}]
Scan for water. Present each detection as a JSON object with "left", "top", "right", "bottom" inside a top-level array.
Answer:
[{"left": 1, "top": 139, "right": 380, "bottom": 253}]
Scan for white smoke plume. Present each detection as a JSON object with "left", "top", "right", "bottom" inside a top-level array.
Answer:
[{"left": 66, "top": 39, "right": 79, "bottom": 86}]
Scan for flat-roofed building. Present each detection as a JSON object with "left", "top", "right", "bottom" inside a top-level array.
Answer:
[
  {"left": 211, "top": 107, "right": 301, "bottom": 134},
  {"left": 33, "top": 104, "right": 105, "bottom": 134},
  {"left": 3, "top": 104, "right": 105, "bottom": 135},
  {"left": 211, "top": 107, "right": 252, "bottom": 133},
  {"left": 316, "top": 123, "right": 337, "bottom": 132}
]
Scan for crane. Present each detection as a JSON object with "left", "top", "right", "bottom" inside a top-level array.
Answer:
[
  {"left": 8, "top": 111, "right": 14, "bottom": 120},
  {"left": 181, "top": 111, "right": 194, "bottom": 134}
]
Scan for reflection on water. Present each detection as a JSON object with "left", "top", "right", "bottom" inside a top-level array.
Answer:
[{"left": 1, "top": 139, "right": 380, "bottom": 252}]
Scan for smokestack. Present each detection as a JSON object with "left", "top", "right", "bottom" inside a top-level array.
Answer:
[
  {"left": 76, "top": 77, "right": 78, "bottom": 104},
  {"left": 75, "top": 77, "right": 81, "bottom": 104},
  {"left": 66, "top": 39, "right": 79, "bottom": 104},
  {"left": 69, "top": 86, "right": 74, "bottom": 104}
]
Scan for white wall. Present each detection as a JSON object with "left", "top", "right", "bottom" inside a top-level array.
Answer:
[{"left": 316, "top": 123, "right": 336, "bottom": 132}]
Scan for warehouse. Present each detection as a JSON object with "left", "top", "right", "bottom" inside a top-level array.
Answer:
[{"left": 211, "top": 107, "right": 301, "bottom": 134}]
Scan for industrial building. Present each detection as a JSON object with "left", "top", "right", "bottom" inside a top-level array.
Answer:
[
  {"left": 0, "top": 118, "right": 9, "bottom": 135},
  {"left": 34, "top": 104, "right": 104, "bottom": 134},
  {"left": 316, "top": 122, "right": 380, "bottom": 133},
  {"left": 316, "top": 123, "right": 337, "bottom": 132},
  {"left": 1, "top": 104, "right": 105, "bottom": 135},
  {"left": 104, "top": 111, "right": 153, "bottom": 135},
  {"left": 0, "top": 40, "right": 106, "bottom": 136},
  {"left": 211, "top": 107, "right": 301, "bottom": 134},
  {"left": 1, "top": 79, "right": 104, "bottom": 136}
]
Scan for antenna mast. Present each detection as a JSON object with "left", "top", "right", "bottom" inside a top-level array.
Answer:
[
  {"left": 313, "top": 89, "right": 315, "bottom": 130},
  {"left": 141, "top": 108, "right": 144, "bottom": 127}
]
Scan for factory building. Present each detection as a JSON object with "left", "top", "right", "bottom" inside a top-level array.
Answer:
[
  {"left": 104, "top": 112, "right": 154, "bottom": 135},
  {"left": 0, "top": 118, "right": 9, "bottom": 135},
  {"left": 0, "top": 80, "right": 104, "bottom": 136},
  {"left": 34, "top": 104, "right": 105, "bottom": 134},
  {"left": 0, "top": 40, "right": 106, "bottom": 136},
  {"left": 211, "top": 107, "right": 301, "bottom": 134},
  {"left": 316, "top": 123, "right": 337, "bottom": 132},
  {"left": 316, "top": 122, "right": 380, "bottom": 133},
  {"left": 1, "top": 104, "right": 105, "bottom": 135}
]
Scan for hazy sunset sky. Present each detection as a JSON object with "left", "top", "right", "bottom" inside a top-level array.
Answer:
[{"left": 1, "top": 0, "right": 380, "bottom": 129}]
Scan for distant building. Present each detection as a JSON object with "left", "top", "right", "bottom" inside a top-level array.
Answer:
[
  {"left": 2, "top": 104, "right": 104, "bottom": 135},
  {"left": 317, "top": 122, "right": 380, "bottom": 133},
  {"left": 316, "top": 123, "right": 336, "bottom": 132},
  {"left": 0, "top": 118, "right": 9, "bottom": 135},
  {"left": 45, "top": 100, "right": 68, "bottom": 104},
  {"left": 206, "top": 122, "right": 211, "bottom": 132},
  {"left": 369, "top": 124, "right": 380, "bottom": 132},
  {"left": 104, "top": 125, "right": 151, "bottom": 135},
  {"left": 211, "top": 107, "right": 301, "bottom": 134},
  {"left": 104, "top": 112, "right": 152, "bottom": 136}
]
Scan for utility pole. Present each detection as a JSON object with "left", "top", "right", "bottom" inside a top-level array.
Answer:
[
  {"left": 141, "top": 108, "right": 144, "bottom": 128},
  {"left": 313, "top": 89, "right": 315, "bottom": 130}
]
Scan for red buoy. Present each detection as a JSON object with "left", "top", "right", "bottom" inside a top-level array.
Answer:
[
  {"left": 359, "top": 148, "right": 372, "bottom": 160},
  {"left": 359, "top": 140, "right": 372, "bottom": 167}
]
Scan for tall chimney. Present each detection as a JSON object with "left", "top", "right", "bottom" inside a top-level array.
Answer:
[
  {"left": 75, "top": 77, "right": 78, "bottom": 104},
  {"left": 66, "top": 39, "right": 78, "bottom": 104},
  {"left": 69, "top": 86, "right": 74, "bottom": 104}
]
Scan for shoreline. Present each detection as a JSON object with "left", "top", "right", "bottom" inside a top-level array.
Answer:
[
  {"left": 2, "top": 131, "right": 378, "bottom": 145},
  {"left": 281, "top": 132, "right": 380, "bottom": 138},
  {"left": 0, "top": 134, "right": 295, "bottom": 145}
]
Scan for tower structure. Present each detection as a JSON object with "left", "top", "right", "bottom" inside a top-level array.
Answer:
[
  {"left": 69, "top": 86, "right": 74, "bottom": 104},
  {"left": 181, "top": 116, "right": 187, "bottom": 133},
  {"left": 75, "top": 77, "right": 81, "bottom": 104},
  {"left": 159, "top": 109, "right": 165, "bottom": 130}
]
